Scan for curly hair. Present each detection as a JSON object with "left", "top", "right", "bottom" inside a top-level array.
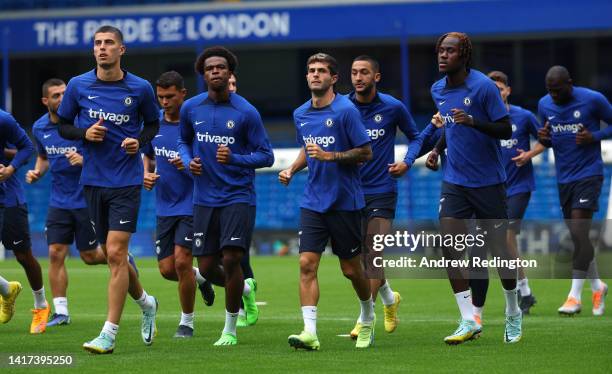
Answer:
[
  {"left": 194, "top": 46, "right": 238, "bottom": 75},
  {"left": 435, "top": 32, "right": 472, "bottom": 68}
]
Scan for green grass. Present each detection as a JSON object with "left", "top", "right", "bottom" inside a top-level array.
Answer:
[{"left": 1, "top": 256, "right": 611, "bottom": 373}]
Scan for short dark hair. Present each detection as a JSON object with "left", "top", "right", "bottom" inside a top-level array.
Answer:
[
  {"left": 353, "top": 55, "right": 380, "bottom": 73},
  {"left": 155, "top": 71, "right": 184, "bottom": 90},
  {"left": 94, "top": 25, "right": 124, "bottom": 44},
  {"left": 194, "top": 46, "right": 238, "bottom": 75},
  {"left": 306, "top": 53, "right": 338, "bottom": 76},
  {"left": 488, "top": 70, "right": 509, "bottom": 86},
  {"left": 436, "top": 32, "right": 473, "bottom": 68},
  {"left": 42, "top": 78, "right": 65, "bottom": 97}
]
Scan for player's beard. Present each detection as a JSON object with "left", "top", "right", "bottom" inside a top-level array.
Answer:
[
  {"left": 310, "top": 83, "right": 332, "bottom": 97},
  {"left": 357, "top": 83, "right": 374, "bottom": 97}
]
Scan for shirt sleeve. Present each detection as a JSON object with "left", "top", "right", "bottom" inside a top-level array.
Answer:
[
  {"left": 396, "top": 103, "right": 422, "bottom": 165},
  {"left": 229, "top": 109, "right": 275, "bottom": 169},
  {"left": 482, "top": 80, "right": 508, "bottom": 122},
  {"left": 57, "top": 78, "right": 80, "bottom": 122},
  {"left": 33, "top": 131, "right": 46, "bottom": 156},
  {"left": 139, "top": 82, "right": 160, "bottom": 123},
  {"left": 591, "top": 92, "right": 612, "bottom": 141},
  {"left": 142, "top": 142, "right": 154, "bottom": 159},
  {"left": 526, "top": 111, "right": 541, "bottom": 139},
  {"left": 0, "top": 114, "right": 34, "bottom": 169},
  {"left": 343, "top": 106, "right": 371, "bottom": 148},
  {"left": 177, "top": 102, "right": 195, "bottom": 166}
]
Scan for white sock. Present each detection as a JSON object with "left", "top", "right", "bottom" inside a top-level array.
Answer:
[
  {"left": 53, "top": 297, "right": 68, "bottom": 316},
  {"left": 518, "top": 278, "right": 531, "bottom": 296},
  {"left": 102, "top": 321, "right": 118, "bottom": 340},
  {"left": 379, "top": 281, "right": 396, "bottom": 306},
  {"left": 0, "top": 275, "right": 9, "bottom": 297},
  {"left": 135, "top": 290, "right": 155, "bottom": 310},
  {"left": 243, "top": 280, "right": 251, "bottom": 296},
  {"left": 223, "top": 310, "right": 238, "bottom": 336},
  {"left": 504, "top": 287, "right": 521, "bottom": 316},
  {"left": 473, "top": 306, "right": 483, "bottom": 318},
  {"left": 591, "top": 278, "right": 603, "bottom": 292},
  {"left": 180, "top": 312, "right": 194, "bottom": 329},
  {"left": 193, "top": 267, "right": 206, "bottom": 285},
  {"left": 302, "top": 306, "right": 317, "bottom": 335},
  {"left": 359, "top": 297, "right": 375, "bottom": 324},
  {"left": 33, "top": 287, "right": 47, "bottom": 309},
  {"left": 238, "top": 308, "right": 246, "bottom": 317},
  {"left": 569, "top": 270, "right": 586, "bottom": 301},
  {"left": 454, "top": 290, "right": 474, "bottom": 321}
]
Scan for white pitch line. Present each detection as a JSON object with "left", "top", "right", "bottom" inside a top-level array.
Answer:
[{"left": 255, "top": 301, "right": 268, "bottom": 306}]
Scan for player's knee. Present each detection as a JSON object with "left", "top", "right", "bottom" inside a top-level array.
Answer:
[
  {"left": 341, "top": 265, "right": 359, "bottom": 280},
  {"left": 79, "top": 250, "right": 98, "bottom": 264},
  {"left": 106, "top": 249, "right": 127, "bottom": 268},
  {"left": 174, "top": 256, "right": 192, "bottom": 276},
  {"left": 14, "top": 250, "right": 34, "bottom": 266},
  {"left": 158, "top": 264, "right": 176, "bottom": 280},
  {"left": 299, "top": 256, "right": 317, "bottom": 276},
  {"left": 49, "top": 246, "right": 66, "bottom": 263}
]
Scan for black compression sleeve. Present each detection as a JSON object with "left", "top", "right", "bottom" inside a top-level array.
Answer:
[
  {"left": 434, "top": 129, "right": 446, "bottom": 153},
  {"left": 57, "top": 116, "right": 87, "bottom": 140},
  {"left": 472, "top": 116, "right": 512, "bottom": 139},
  {"left": 138, "top": 119, "right": 160, "bottom": 146}
]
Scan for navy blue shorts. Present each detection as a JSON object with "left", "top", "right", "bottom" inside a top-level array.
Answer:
[
  {"left": 46, "top": 207, "right": 97, "bottom": 251},
  {"left": 507, "top": 192, "right": 531, "bottom": 233},
  {"left": 2, "top": 204, "right": 32, "bottom": 252},
  {"left": 298, "top": 208, "right": 363, "bottom": 260},
  {"left": 155, "top": 215, "right": 193, "bottom": 261},
  {"left": 192, "top": 203, "right": 253, "bottom": 256},
  {"left": 558, "top": 176, "right": 603, "bottom": 219},
  {"left": 83, "top": 185, "right": 141, "bottom": 244},
  {"left": 439, "top": 182, "right": 508, "bottom": 219},
  {"left": 364, "top": 193, "right": 397, "bottom": 220},
  {"left": 0, "top": 205, "right": 4, "bottom": 243}
]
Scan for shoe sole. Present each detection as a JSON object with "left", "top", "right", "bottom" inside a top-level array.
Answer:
[
  {"left": 504, "top": 335, "right": 522, "bottom": 344},
  {"left": 558, "top": 309, "right": 581, "bottom": 317},
  {"left": 0, "top": 285, "right": 23, "bottom": 324},
  {"left": 288, "top": 337, "right": 319, "bottom": 351},
  {"left": 444, "top": 331, "right": 481, "bottom": 345},
  {"left": 83, "top": 345, "right": 114, "bottom": 354}
]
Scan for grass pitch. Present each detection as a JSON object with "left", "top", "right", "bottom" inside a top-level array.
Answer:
[{"left": 0, "top": 256, "right": 610, "bottom": 373}]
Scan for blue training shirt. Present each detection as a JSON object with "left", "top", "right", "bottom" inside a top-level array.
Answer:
[
  {"left": 143, "top": 112, "right": 194, "bottom": 216},
  {"left": 32, "top": 113, "right": 87, "bottom": 209},
  {"left": 538, "top": 86, "right": 612, "bottom": 184},
  {"left": 500, "top": 105, "right": 540, "bottom": 197},
  {"left": 0, "top": 110, "right": 34, "bottom": 206},
  {"left": 294, "top": 94, "right": 371, "bottom": 213},
  {"left": 348, "top": 91, "right": 421, "bottom": 195},
  {"left": 431, "top": 69, "right": 509, "bottom": 188},
  {"left": 178, "top": 92, "right": 274, "bottom": 207},
  {"left": 57, "top": 69, "right": 159, "bottom": 188}
]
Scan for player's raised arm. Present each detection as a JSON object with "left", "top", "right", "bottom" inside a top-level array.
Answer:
[
  {"left": 279, "top": 147, "right": 307, "bottom": 186},
  {"left": 224, "top": 110, "right": 274, "bottom": 169}
]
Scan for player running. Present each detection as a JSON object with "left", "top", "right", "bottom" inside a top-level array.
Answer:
[
  {"left": 280, "top": 53, "right": 375, "bottom": 350},
  {"left": 57, "top": 25, "right": 160, "bottom": 353},
  {"left": 178, "top": 46, "right": 273, "bottom": 346},
  {"left": 430, "top": 32, "right": 523, "bottom": 344},
  {"left": 26, "top": 78, "right": 107, "bottom": 328},
  {"left": 537, "top": 65, "right": 611, "bottom": 317},
  {"left": 142, "top": 71, "right": 215, "bottom": 338},
  {"left": 347, "top": 55, "right": 422, "bottom": 338}
]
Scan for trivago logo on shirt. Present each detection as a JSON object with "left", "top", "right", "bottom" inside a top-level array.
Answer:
[
  {"left": 551, "top": 122, "right": 583, "bottom": 134},
  {"left": 154, "top": 146, "right": 179, "bottom": 159},
  {"left": 45, "top": 145, "right": 78, "bottom": 155},
  {"left": 366, "top": 128, "right": 385, "bottom": 140},
  {"left": 87, "top": 108, "right": 130, "bottom": 126},
  {"left": 196, "top": 131, "right": 236, "bottom": 145},
  {"left": 440, "top": 113, "right": 455, "bottom": 125},
  {"left": 302, "top": 134, "right": 335, "bottom": 147},
  {"left": 500, "top": 138, "right": 518, "bottom": 149}
]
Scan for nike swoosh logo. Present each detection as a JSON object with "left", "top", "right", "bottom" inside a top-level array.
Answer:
[
  {"left": 494, "top": 222, "right": 504, "bottom": 229},
  {"left": 579, "top": 198, "right": 589, "bottom": 203},
  {"left": 440, "top": 198, "right": 445, "bottom": 203},
  {"left": 119, "top": 220, "right": 131, "bottom": 224},
  {"left": 300, "top": 122, "right": 308, "bottom": 127},
  {"left": 372, "top": 209, "right": 379, "bottom": 212},
  {"left": 185, "top": 237, "right": 193, "bottom": 241},
  {"left": 463, "top": 295, "right": 470, "bottom": 299},
  {"left": 88, "top": 95, "right": 99, "bottom": 100},
  {"left": 508, "top": 220, "right": 517, "bottom": 225},
  {"left": 548, "top": 116, "right": 555, "bottom": 120},
  {"left": 13, "top": 240, "right": 23, "bottom": 245},
  {"left": 439, "top": 101, "right": 446, "bottom": 106},
  {"left": 43, "top": 134, "right": 52, "bottom": 139},
  {"left": 230, "top": 237, "right": 241, "bottom": 241},
  {"left": 155, "top": 135, "right": 163, "bottom": 138},
  {"left": 146, "top": 322, "right": 153, "bottom": 343},
  {"left": 89, "top": 240, "right": 96, "bottom": 245},
  {"left": 350, "top": 247, "right": 359, "bottom": 253},
  {"left": 194, "top": 120, "right": 205, "bottom": 126}
]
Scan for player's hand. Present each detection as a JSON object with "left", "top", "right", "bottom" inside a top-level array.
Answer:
[
  {"left": 168, "top": 157, "right": 185, "bottom": 171},
  {"left": 511, "top": 148, "right": 531, "bottom": 167},
  {"left": 278, "top": 168, "right": 293, "bottom": 186},
  {"left": 305, "top": 143, "right": 331, "bottom": 161},
  {"left": 0, "top": 164, "right": 15, "bottom": 182},
  {"left": 216, "top": 144, "right": 232, "bottom": 164},
  {"left": 189, "top": 157, "right": 202, "bottom": 176},
  {"left": 451, "top": 109, "right": 474, "bottom": 126},
  {"left": 121, "top": 138, "right": 139, "bottom": 155},
  {"left": 143, "top": 172, "right": 160, "bottom": 190},
  {"left": 431, "top": 112, "right": 444, "bottom": 128},
  {"left": 426, "top": 150, "right": 439, "bottom": 171},
  {"left": 576, "top": 126, "right": 594, "bottom": 145},
  {"left": 25, "top": 169, "right": 41, "bottom": 184},
  {"left": 65, "top": 151, "right": 83, "bottom": 166},
  {"left": 538, "top": 121, "right": 551, "bottom": 142},
  {"left": 388, "top": 161, "right": 410, "bottom": 177},
  {"left": 85, "top": 118, "right": 107, "bottom": 142}
]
